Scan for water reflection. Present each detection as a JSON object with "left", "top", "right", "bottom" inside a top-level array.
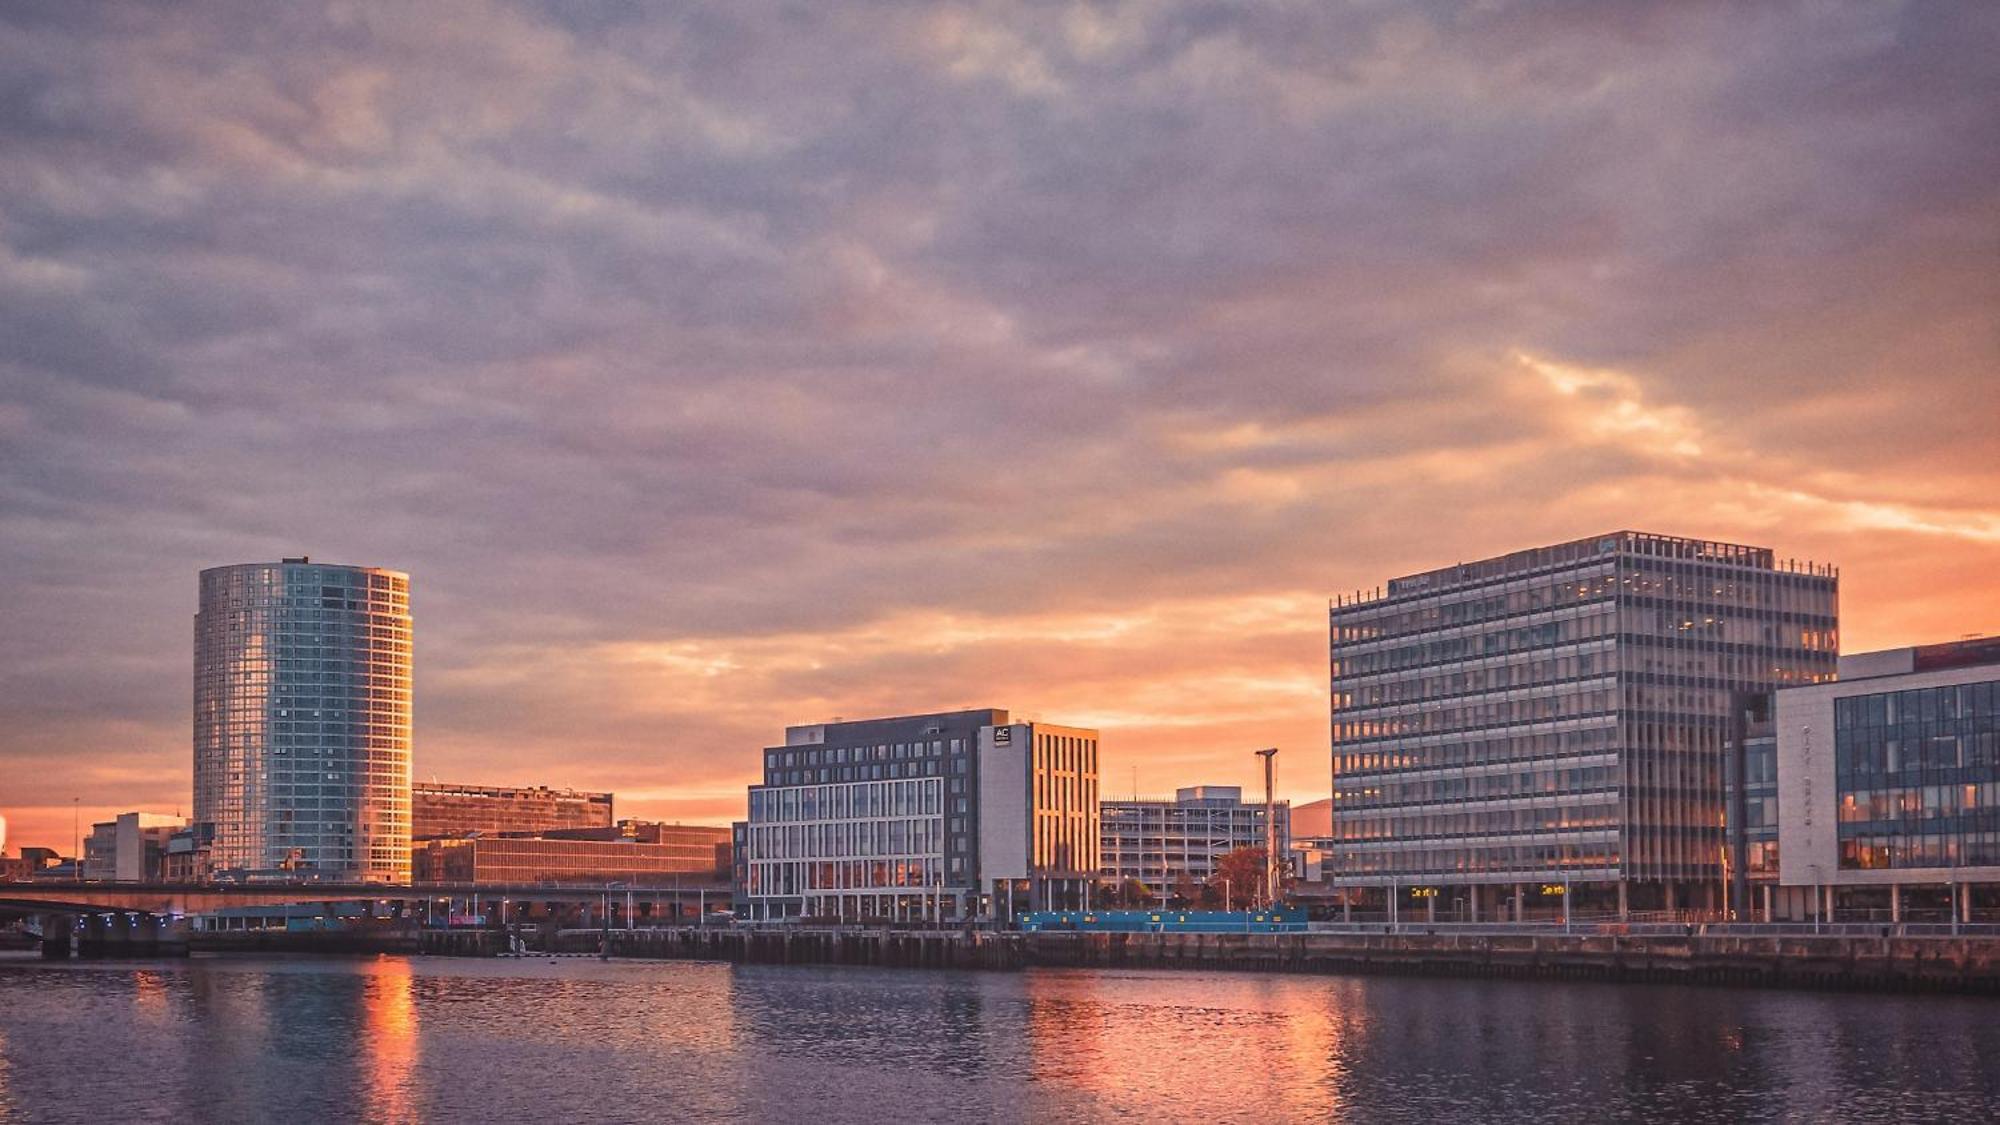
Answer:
[
  {"left": 2, "top": 956, "right": 1999, "bottom": 1122},
  {"left": 361, "top": 958, "right": 420, "bottom": 1124}
]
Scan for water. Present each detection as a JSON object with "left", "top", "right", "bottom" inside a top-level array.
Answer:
[{"left": 1, "top": 953, "right": 1996, "bottom": 1123}]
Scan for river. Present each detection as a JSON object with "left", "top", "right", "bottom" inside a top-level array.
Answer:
[{"left": 1, "top": 952, "right": 1996, "bottom": 1122}]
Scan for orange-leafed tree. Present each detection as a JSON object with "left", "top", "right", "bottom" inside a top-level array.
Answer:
[{"left": 1208, "top": 846, "right": 1284, "bottom": 908}]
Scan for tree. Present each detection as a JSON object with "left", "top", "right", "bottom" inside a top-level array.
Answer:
[{"left": 1208, "top": 846, "right": 1286, "bottom": 909}]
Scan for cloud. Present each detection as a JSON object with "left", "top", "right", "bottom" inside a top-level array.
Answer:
[{"left": 1, "top": 1, "right": 1996, "bottom": 849}]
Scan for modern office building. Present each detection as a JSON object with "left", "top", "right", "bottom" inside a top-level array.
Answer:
[
  {"left": 1723, "top": 693, "right": 1781, "bottom": 915},
  {"left": 194, "top": 558, "right": 413, "bottom": 882},
  {"left": 740, "top": 709, "right": 1100, "bottom": 921},
  {"left": 1775, "top": 637, "right": 2000, "bottom": 924},
  {"left": 416, "top": 821, "right": 731, "bottom": 886},
  {"left": 1100, "top": 786, "right": 1289, "bottom": 893},
  {"left": 81, "top": 812, "right": 185, "bottom": 881},
  {"left": 412, "top": 781, "right": 614, "bottom": 840},
  {"left": 1329, "top": 531, "right": 1838, "bottom": 918}
]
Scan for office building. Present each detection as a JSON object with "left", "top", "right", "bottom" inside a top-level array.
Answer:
[
  {"left": 1330, "top": 531, "right": 1838, "bottom": 918},
  {"left": 82, "top": 812, "right": 185, "bottom": 881},
  {"left": 413, "top": 781, "right": 614, "bottom": 839},
  {"left": 194, "top": 558, "right": 413, "bottom": 882},
  {"left": 416, "top": 821, "right": 730, "bottom": 886},
  {"left": 1100, "top": 786, "right": 1289, "bottom": 890},
  {"left": 741, "top": 709, "right": 1100, "bottom": 921},
  {"left": 1775, "top": 637, "right": 2000, "bottom": 923}
]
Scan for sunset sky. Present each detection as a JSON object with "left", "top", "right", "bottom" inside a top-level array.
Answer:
[{"left": 1, "top": 3, "right": 1996, "bottom": 852}]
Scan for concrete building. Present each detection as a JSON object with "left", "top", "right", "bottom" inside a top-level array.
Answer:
[
  {"left": 194, "top": 558, "right": 413, "bottom": 882},
  {"left": 1100, "top": 786, "right": 1289, "bottom": 895},
  {"left": 417, "top": 821, "right": 730, "bottom": 887},
  {"left": 741, "top": 709, "right": 1100, "bottom": 922},
  {"left": 1330, "top": 531, "right": 1838, "bottom": 920},
  {"left": 1774, "top": 637, "right": 2000, "bottom": 924},
  {"left": 163, "top": 823, "right": 215, "bottom": 883},
  {"left": 82, "top": 813, "right": 185, "bottom": 881},
  {"left": 413, "top": 781, "right": 614, "bottom": 840}
]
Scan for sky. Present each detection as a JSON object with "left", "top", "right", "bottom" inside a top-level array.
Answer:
[{"left": 1, "top": 1, "right": 1996, "bottom": 853}]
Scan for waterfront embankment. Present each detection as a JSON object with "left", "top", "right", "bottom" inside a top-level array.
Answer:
[{"left": 589, "top": 925, "right": 2000, "bottom": 994}]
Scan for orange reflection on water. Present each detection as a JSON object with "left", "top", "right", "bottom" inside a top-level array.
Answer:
[
  {"left": 361, "top": 957, "right": 421, "bottom": 1124},
  {"left": 131, "top": 969, "right": 170, "bottom": 1025},
  {"left": 1023, "top": 969, "right": 1350, "bottom": 1119}
]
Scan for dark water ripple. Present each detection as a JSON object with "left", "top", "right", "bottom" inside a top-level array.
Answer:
[{"left": 1, "top": 952, "right": 1997, "bottom": 1123}]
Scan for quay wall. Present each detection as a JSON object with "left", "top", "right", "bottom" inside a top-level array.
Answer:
[
  {"left": 602, "top": 927, "right": 2000, "bottom": 994},
  {"left": 1022, "top": 931, "right": 2000, "bottom": 993}
]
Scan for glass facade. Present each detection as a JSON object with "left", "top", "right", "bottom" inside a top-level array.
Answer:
[
  {"left": 1330, "top": 531, "right": 1837, "bottom": 893},
  {"left": 1724, "top": 694, "right": 1780, "bottom": 907},
  {"left": 744, "top": 778, "right": 946, "bottom": 899},
  {"left": 194, "top": 560, "right": 412, "bottom": 882},
  {"left": 1834, "top": 678, "right": 2000, "bottom": 870}
]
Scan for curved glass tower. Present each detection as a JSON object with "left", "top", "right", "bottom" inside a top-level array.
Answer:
[{"left": 194, "top": 558, "right": 412, "bottom": 882}]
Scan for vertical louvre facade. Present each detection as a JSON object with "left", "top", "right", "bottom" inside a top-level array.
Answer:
[
  {"left": 1329, "top": 531, "right": 1836, "bottom": 906},
  {"left": 194, "top": 559, "right": 412, "bottom": 882}
]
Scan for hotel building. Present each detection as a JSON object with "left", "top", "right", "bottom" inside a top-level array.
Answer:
[
  {"left": 1100, "top": 786, "right": 1289, "bottom": 891},
  {"left": 1329, "top": 531, "right": 1838, "bottom": 918},
  {"left": 194, "top": 558, "right": 413, "bottom": 882},
  {"left": 1773, "top": 637, "right": 2000, "bottom": 923},
  {"left": 741, "top": 709, "right": 1099, "bottom": 921}
]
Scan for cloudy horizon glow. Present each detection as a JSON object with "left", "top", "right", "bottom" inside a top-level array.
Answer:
[{"left": 2, "top": 2, "right": 1997, "bottom": 851}]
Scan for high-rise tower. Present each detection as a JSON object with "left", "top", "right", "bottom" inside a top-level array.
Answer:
[{"left": 194, "top": 558, "right": 411, "bottom": 882}]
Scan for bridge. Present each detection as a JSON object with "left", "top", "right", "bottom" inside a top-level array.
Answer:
[{"left": 0, "top": 879, "right": 728, "bottom": 918}]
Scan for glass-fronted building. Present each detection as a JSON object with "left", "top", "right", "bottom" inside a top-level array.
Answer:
[
  {"left": 1330, "top": 531, "right": 1838, "bottom": 918},
  {"left": 194, "top": 558, "right": 412, "bottom": 882},
  {"left": 1723, "top": 694, "right": 1780, "bottom": 915},
  {"left": 1777, "top": 638, "right": 2000, "bottom": 923}
]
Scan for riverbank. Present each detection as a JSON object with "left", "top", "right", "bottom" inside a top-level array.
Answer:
[{"left": 595, "top": 926, "right": 2000, "bottom": 994}]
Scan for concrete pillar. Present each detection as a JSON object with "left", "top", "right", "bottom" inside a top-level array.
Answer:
[
  {"left": 1665, "top": 882, "right": 1677, "bottom": 915},
  {"left": 1341, "top": 895, "right": 1351, "bottom": 924},
  {"left": 1760, "top": 884, "right": 1771, "bottom": 924},
  {"left": 1617, "top": 880, "right": 1629, "bottom": 921},
  {"left": 1958, "top": 881, "right": 1971, "bottom": 924},
  {"left": 1468, "top": 886, "right": 1480, "bottom": 924},
  {"left": 1890, "top": 884, "right": 1901, "bottom": 924},
  {"left": 1513, "top": 883, "right": 1524, "bottom": 923},
  {"left": 1823, "top": 885, "right": 1835, "bottom": 924},
  {"left": 1425, "top": 893, "right": 1436, "bottom": 924}
]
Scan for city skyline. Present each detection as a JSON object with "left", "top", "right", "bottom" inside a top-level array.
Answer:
[{"left": 3, "top": 4, "right": 1998, "bottom": 852}]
